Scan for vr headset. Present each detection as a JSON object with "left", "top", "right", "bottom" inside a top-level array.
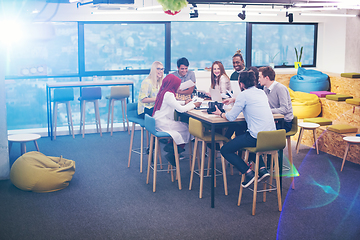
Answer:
[{"left": 207, "top": 101, "right": 225, "bottom": 114}]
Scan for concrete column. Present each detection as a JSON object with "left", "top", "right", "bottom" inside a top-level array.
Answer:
[
  {"left": 344, "top": 10, "right": 360, "bottom": 73},
  {"left": 0, "top": 42, "right": 10, "bottom": 180}
]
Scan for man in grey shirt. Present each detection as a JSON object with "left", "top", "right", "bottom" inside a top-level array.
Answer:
[
  {"left": 172, "top": 57, "right": 196, "bottom": 96},
  {"left": 258, "top": 66, "right": 294, "bottom": 132}
]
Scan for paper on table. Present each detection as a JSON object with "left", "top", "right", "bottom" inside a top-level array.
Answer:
[{"left": 179, "top": 80, "right": 195, "bottom": 90}]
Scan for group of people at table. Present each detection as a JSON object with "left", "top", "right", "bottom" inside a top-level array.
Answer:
[{"left": 137, "top": 50, "right": 294, "bottom": 188}]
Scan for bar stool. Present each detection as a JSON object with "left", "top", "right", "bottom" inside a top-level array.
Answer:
[
  {"left": 52, "top": 88, "right": 75, "bottom": 140},
  {"left": 78, "top": 87, "right": 102, "bottom": 138},
  {"left": 341, "top": 136, "right": 360, "bottom": 171},
  {"left": 145, "top": 114, "right": 181, "bottom": 192},
  {"left": 188, "top": 117, "right": 228, "bottom": 198},
  {"left": 238, "top": 129, "right": 286, "bottom": 215},
  {"left": 285, "top": 116, "right": 298, "bottom": 189},
  {"left": 296, "top": 122, "right": 320, "bottom": 154},
  {"left": 127, "top": 103, "right": 146, "bottom": 173},
  {"left": 106, "top": 86, "right": 130, "bottom": 136}
]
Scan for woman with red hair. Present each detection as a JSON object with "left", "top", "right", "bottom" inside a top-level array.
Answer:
[
  {"left": 153, "top": 74, "right": 201, "bottom": 165},
  {"left": 210, "top": 61, "right": 232, "bottom": 94}
]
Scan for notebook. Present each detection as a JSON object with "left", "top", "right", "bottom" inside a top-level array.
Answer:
[{"left": 230, "top": 81, "right": 241, "bottom": 98}]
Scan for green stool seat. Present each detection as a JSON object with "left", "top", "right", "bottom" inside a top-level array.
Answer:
[
  {"left": 304, "top": 117, "right": 332, "bottom": 126},
  {"left": 327, "top": 124, "right": 358, "bottom": 134},
  {"left": 238, "top": 129, "right": 286, "bottom": 215},
  {"left": 340, "top": 73, "right": 360, "bottom": 78},
  {"left": 345, "top": 98, "right": 360, "bottom": 106},
  {"left": 326, "top": 94, "right": 353, "bottom": 101}
]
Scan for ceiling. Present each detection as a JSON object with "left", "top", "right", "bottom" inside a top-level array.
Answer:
[{"left": 0, "top": 0, "right": 359, "bottom": 22}]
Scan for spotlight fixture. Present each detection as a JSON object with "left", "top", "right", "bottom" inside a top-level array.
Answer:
[
  {"left": 238, "top": 5, "right": 246, "bottom": 20},
  {"left": 286, "top": 12, "right": 293, "bottom": 23},
  {"left": 190, "top": 4, "right": 198, "bottom": 18},
  {"left": 238, "top": 11, "right": 246, "bottom": 20},
  {"left": 190, "top": 9, "right": 198, "bottom": 18}
]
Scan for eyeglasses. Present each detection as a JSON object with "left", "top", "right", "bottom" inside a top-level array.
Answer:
[{"left": 157, "top": 68, "right": 164, "bottom": 71}]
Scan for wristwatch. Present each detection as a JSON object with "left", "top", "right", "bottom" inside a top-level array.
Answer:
[{"left": 220, "top": 113, "right": 224, "bottom": 118}]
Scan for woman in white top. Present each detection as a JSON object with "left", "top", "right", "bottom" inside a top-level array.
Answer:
[
  {"left": 137, "top": 61, "right": 164, "bottom": 118},
  {"left": 153, "top": 74, "right": 201, "bottom": 165},
  {"left": 210, "top": 61, "right": 232, "bottom": 95}
]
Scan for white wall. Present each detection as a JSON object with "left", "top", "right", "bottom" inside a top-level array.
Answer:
[{"left": 317, "top": 17, "right": 347, "bottom": 73}]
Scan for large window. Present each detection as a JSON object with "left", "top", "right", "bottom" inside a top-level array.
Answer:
[
  {"left": 251, "top": 23, "right": 316, "bottom": 67},
  {"left": 171, "top": 22, "right": 246, "bottom": 70},
  {"left": 5, "top": 20, "right": 317, "bottom": 132},
  {"left": 84, "top": 22, "right": 166, "bottom": 72},
  {"left": 5, "top": 22, "right": 78, "bottom": 76}
]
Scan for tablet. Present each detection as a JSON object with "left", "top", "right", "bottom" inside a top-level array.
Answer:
[{"left": 210, "top": 88, "right": 222, "bottom": 102}]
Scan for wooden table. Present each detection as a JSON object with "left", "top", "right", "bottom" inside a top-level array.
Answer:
[
  {"left": 185, "top": 109, "right": 284, "bottom": 208},
  {"left": 46, "top": 80, "right": 134, "bottom": 140},
  {"left": 8, "top": 134, "right": 41, "bottom": 155}
]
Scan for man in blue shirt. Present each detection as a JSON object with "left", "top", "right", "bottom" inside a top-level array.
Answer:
[{"left": 213, "top": 70, "right": 275, "bottom": 188}]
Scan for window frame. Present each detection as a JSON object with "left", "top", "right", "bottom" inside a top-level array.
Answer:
[{"left": 246, "top": 22, "right": 318, "bottom": 68}]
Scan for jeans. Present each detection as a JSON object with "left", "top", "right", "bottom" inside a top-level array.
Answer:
[
  {"left": 276, "top": 120, "right": 292, "bottom": 132},
  {"left": 224, "top": 121, "right": 248, "bottom": 139},
  {"left": 220, "top": 131, "right": 265, "bottom": 174},
  {"left": 138, "top": 107, "right": 154, "bottom": 119}
]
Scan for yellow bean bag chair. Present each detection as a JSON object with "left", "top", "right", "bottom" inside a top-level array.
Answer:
[
  {"left": 288, "top": 88, "right": 321, "bottom": 119},
  {"left": 10, "top": 151, "right": 75, "bottom": 193}
]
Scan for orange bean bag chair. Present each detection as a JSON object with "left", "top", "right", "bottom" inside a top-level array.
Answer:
[{"left": 10, "top": 151, "right": 75, "bottom": 193}]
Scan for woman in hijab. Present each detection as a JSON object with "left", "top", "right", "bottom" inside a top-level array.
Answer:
[{"left": 153, "top": 74, "right": 201, "bottom": 165}]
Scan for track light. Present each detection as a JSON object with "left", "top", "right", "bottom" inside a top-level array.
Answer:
[
  {"left": 238, "top": 5, "right": 246, "bottom": 20},
  {"left": 190, "top": 9, "right": 198, "bottom": 18},
  {"left": 190, "top": 4, "right": 198, "bottom": 18},
  {"left": 238, "top": 11, "right": 246, "bottom": 20},
  {"left": 286, "top": 12, "right": 293, "bottom": 23}
]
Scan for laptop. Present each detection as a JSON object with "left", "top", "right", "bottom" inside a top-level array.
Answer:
[
  {"left": 209, "top": 88, "right": 222, "bottom": 102},
  {"left": 230, "top": 81, "right": 241, "bottom": 98}
]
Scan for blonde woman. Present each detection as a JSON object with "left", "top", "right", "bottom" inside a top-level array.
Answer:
[
  {"left": 138, "top": 61, "right": 164, "bottom": 118},
  {"left": 210, "top": 61, "right": 231, "bottom": 94}
]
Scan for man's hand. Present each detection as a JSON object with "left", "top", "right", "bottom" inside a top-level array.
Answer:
[
  {"left": 194, "top": 102, "right": 202, "bottom": 108},
  {"left": 223, "top": 98, "right": 235, "bottom": 105},
  {"left": 213, "top": 105, "right": 222, "bottom": 116}
]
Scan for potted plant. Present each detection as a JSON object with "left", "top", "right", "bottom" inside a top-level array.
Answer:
[
  {"left": 294, "top": 46, "right": 303, "bottom": 69},
  {"left": 158, "top": 0, "right": 188, "bottom": 15},
  {"left": 269, "top": 52, "right": 279, "bottom": 69}
]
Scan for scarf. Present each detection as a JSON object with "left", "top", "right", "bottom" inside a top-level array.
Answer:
[{"left": 152, "top": 74, "right": 181, "bottom": 116}]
